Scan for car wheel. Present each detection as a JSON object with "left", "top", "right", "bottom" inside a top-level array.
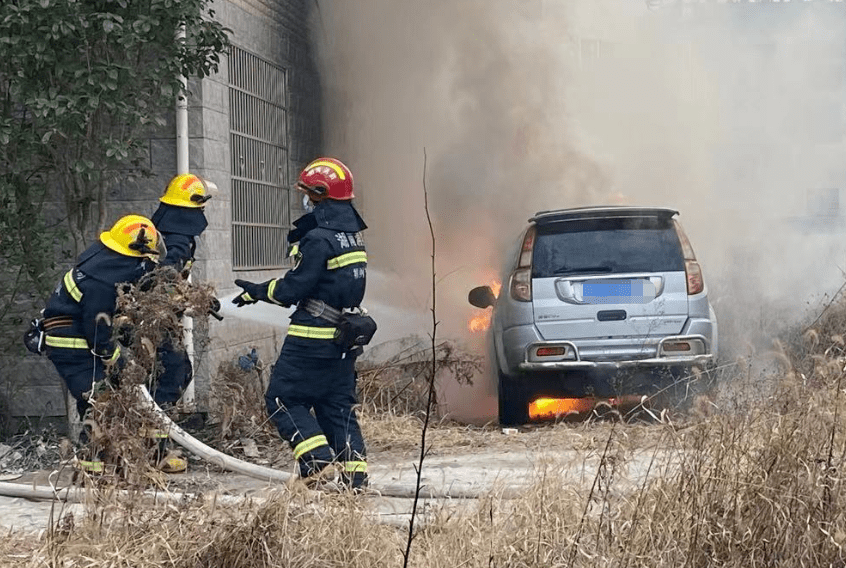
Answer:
[{"left": 498, "top": 371, "right": 530, "bottom": 426}]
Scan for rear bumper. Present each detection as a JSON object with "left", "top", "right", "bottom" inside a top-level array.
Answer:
[
  {"left": 517, "top": 334, "right": 714, "bottom": 371},
  {"left": 518, "top": 355, "right": 714, "bottom": 371}
]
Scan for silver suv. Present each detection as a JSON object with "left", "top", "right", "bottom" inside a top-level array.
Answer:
[{"left": 469, "top": 206, "right": 718, "bottom": 424}]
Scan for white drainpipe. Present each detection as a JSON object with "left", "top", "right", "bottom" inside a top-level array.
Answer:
[{"left": 175, "top": 24, "right": 196, "bottom": 409}]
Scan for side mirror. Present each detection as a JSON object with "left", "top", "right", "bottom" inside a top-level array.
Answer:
[{"left": 468, "top": 286, "right": 496, "bottom": 309}]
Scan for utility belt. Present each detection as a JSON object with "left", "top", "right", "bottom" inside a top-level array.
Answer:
[
  {"left": 298, "top": 299, "right": 344, "bottom": 325},
  {"left": 43, "top": 316, "right": 74, "bottom": 332},
  {"left": 296, "top": 299, "right": 377, "bottom": 350},
  {"left": 42, "top": 316, "right": 90, "bottom": 349},
  {"left": 25, "top": 317, "right": 91, "bottom": 354},
  {"left": 35, "top": 316, "right": 90, "bottom": 351}
]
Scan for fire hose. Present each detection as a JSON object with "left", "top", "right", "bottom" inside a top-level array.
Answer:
[
  {"left": 0, "top": 386, "right": 521, "bottom": 502},
  {"left": 136, "top": 385, "right": 294, "bottom": 484},
  {"left": 0, "top": 479, "right": 252, "bottom": 507}
]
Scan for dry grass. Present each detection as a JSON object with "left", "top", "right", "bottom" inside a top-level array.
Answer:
[
  {"left": 77, "top": 267, "right": 220, "bottom": 485},
  {"left": 8, "top": 294, "right": 846, "bottom": 566},
  {"left": 3, "top": 487, "right": 404, "bottom": 567},
  {"left": 5, "top": 378, "right": 846, "bottom": 567},
  {"left": 357, "top": 339, "right": 481, "bottom": 417}
]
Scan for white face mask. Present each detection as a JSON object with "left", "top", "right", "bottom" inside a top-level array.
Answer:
[{"left": 302, "top": 193, "right": 315, "bottom": 213}]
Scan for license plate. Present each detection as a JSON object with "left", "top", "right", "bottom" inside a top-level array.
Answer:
[{"left": 583, "top": 280, "right": 632, "bottom": 297}]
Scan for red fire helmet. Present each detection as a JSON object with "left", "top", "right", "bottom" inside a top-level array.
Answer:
[{"left": 297, "top": 157, "right": 354, "bottom": 200}]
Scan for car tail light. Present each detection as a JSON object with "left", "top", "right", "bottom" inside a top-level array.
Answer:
[
  {"left": 674, "top": 219, "right": 696, "bottom": 259},
  {"left": 510, "top": 226, "right": 535, "bottom": 302},
  {"left": 685, "top": 260, "right": 704, "bottom": 295},
  {"left": 536, "top": 346, "right": 567, "bottom": 357},
  {"left": 510, "top": 268, "right": 532, "bottom": 302},
  {"left": 518, "top": 227, "right": 535, "bottom": 267},
  {"left": 674, "top": 220, "right": 704, "bottom": 296},
  {"left": 663, "top": 341, "right": 691, "bottom": 352}
]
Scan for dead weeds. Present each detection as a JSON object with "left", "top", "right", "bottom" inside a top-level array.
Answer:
[
  {"left": 11, "top": 283, "right": 846, "bottom": 566},
  {"left": 77, "top": 266, "right": 219, "bottom": 487}
]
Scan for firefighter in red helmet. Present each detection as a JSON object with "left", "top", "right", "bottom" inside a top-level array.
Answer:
[{"left": 232, "top": 157, "right": 374, "bottom": 491}]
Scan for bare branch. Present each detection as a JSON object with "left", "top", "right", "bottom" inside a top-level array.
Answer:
[{"left": 403, "top": 147, "right": 437, "bottom": 567}]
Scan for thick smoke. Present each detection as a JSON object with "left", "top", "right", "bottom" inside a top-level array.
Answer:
[
  {"left": 314, "top": 2, "right": 609, "bottom": 337},
  {"left": 663, "top": 3, "right": 846, "bottom": 354},
  {"left": 312, "top": 1, "right": 846, "bottom": 421}
]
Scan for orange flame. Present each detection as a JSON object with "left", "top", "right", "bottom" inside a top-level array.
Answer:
[
  {"left": 468, "top": 279, "right": 501, "bottom": 332},
  {"left": 528, "top": 395, "right": 647, "bottom": 421},
  {"left": 469, "top": 310, "right": 492, "bottom": 332},
  {"left": 529, "top": 397, "right": 597, "bottom": 420},
  {"left": 490, "top": 280, "right": 502, "bottom": 298}
]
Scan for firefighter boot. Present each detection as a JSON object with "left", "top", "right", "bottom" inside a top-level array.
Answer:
[
  {"left": 73, "top": 421, "right": 107, "bottom": 475},
  {"left": 339, "top": 457, "right": 369, "bottom": 493},
  {"left": 302, "top": 462, "right": 343, "bottom": 492},
  {"left": 141, "top": 427, "right": 187, "bottom": 474},
  {"left": 156, "top": 437, "right": 187, "bottom": 474},
  {"left": 340, "top": 471, "right": 369, "bottom": 493}
]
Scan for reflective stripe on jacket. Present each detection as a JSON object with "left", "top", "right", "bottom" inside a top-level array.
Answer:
[
  {"left": 63, "top": 270, "right": 83, "bottom": 302},
  {"left": 287, "top": 324, "right": 337, "bottom": 340},
  {"left": 45, "top": 336, "right": 88, "bottom": 349},
  {"left": 265, "top": 200, "right": 368, "bottom": 359}
]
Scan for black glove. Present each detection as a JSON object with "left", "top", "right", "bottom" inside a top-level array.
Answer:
[
  {"left": 180, "top": 259, "right": 194, "bottom": 279},
  {"left": 138, "top": 272, "right": 156, "bottom": 292},
  {"left": 232, "top": 279, "right": 262, "bottom": 307}
]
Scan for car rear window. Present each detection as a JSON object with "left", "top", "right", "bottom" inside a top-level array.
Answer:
[{"left": 532, "top": 216, "right": 685, "bottom": 278}]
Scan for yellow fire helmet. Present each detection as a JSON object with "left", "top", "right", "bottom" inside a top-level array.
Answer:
[
  {"left": 100, "top": 214, "right": 165, "bottom": 262},
  {"left": 160, "top": 173, "right": 212, "bottom": 208}
]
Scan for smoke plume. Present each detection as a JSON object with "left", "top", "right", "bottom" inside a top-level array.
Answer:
[{"left": 312, "top": 0, "right": 846, "bottom": 421}]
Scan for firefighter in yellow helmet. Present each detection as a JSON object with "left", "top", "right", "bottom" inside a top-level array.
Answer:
[
  {"left": 154, "top": 173, "right": 211, "bottom": 270},
  {"left": 141, "top": 173, "right": 215, "bottom": 474},
  {"left": 41, "top": 215, "right": 163, "bottom": 471},
  {"left": 148, "top": 173, "right": 213, "bottom": 405}
]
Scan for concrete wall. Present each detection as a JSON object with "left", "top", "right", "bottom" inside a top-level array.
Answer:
[
  {"left": 185, "top": 0, "right": 322, "bottom": 412},
  {"left": 5, "top": 0, "right": 321, "bottom": 428}
]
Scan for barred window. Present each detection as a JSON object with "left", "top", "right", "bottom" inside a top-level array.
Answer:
[{"left": 229, "top": 46, "right": 290, "bottom": 270}]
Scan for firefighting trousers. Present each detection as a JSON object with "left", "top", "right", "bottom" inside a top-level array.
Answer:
[
  {"left": 153, "top": 340, "right": 192, "bottom": 406},
  {"left": 46, "top": 348, "right": 107, "bottom": 421},
  {"left": 265, "top": 353, "right": 367, "bottom": 484}
]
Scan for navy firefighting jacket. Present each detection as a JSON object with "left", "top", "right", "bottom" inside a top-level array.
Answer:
[
  {"left": 150, "top": 203, "right": 208, "bottom": 271},
  {"left": 260, "top": 199, "right": 368, "bottom": 359},
  {"left": 43, "top": 242, "right": 154, "bottom": 357}
]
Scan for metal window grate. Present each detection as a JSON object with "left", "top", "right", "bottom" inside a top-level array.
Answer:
[{"left": 229, "top": 46, "right": 290, "bottom": 270}]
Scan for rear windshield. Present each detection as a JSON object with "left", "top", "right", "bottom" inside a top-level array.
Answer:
[{"left": 532, "top": 216, "right": 685, "bottom": 278}]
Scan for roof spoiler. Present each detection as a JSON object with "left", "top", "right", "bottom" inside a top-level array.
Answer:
[{"left": 530, "top": 206, "right": 679, "bottom": 224}]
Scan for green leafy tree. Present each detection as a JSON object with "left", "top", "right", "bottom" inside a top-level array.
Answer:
[
  {"left": 0, "top": 0, "right": 230, "bottom": 338},
  {"left": 0, "top": 0, "right": 229, "bottom": 430}
]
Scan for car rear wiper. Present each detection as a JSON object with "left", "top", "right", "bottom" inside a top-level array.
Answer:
[{"left": 553, "top": 265, "right": 614, "bottom": 275}]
